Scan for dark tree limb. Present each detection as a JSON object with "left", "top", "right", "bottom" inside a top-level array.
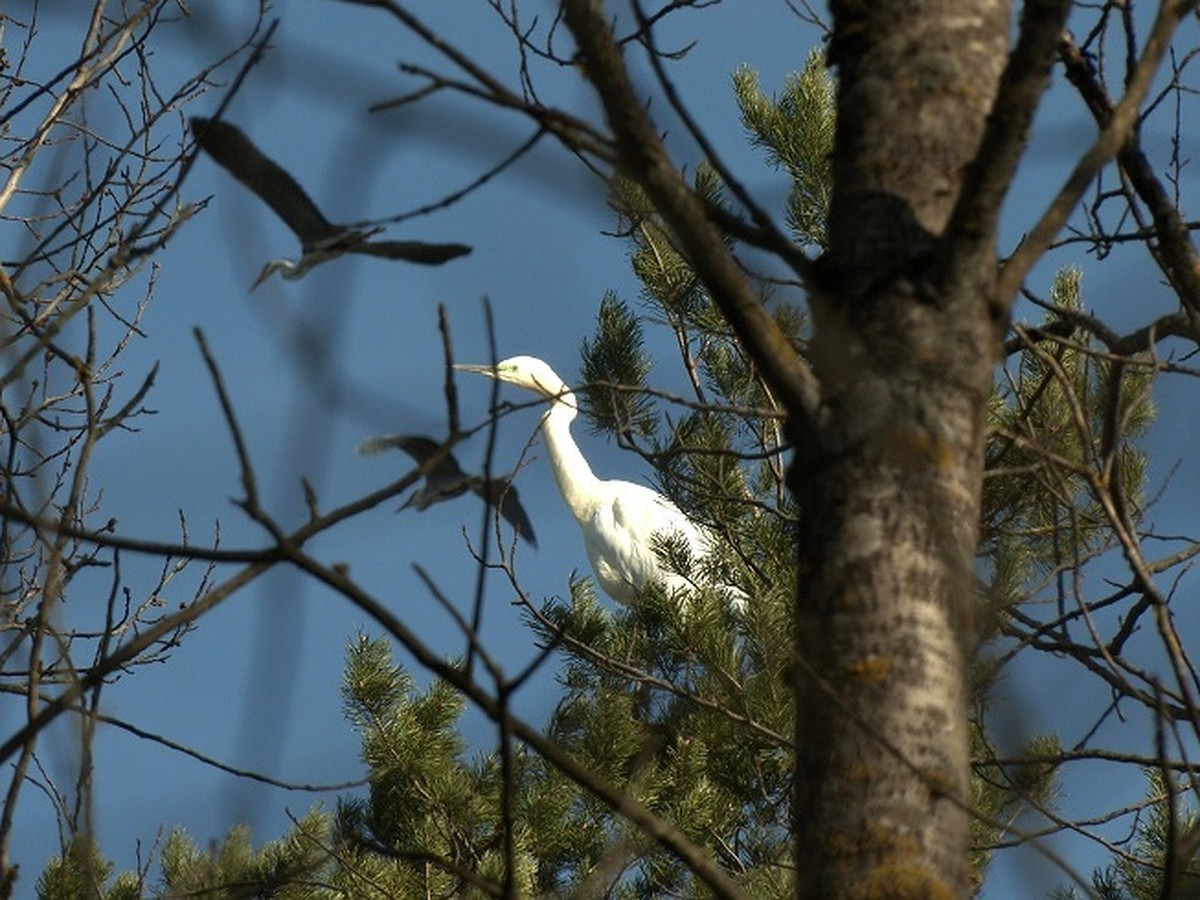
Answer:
[
  {"left": 945, "top": 0, "right": 1073, "bottom": 293},
  {"left": 998, "top": 1, "right": 1195, "bottom": 307},
  {"left": 560, "top": 0, "right": 822, "bottom": 432},
  {"left": 1059, "top": 29, "right": 1200, "bottom": 323}
]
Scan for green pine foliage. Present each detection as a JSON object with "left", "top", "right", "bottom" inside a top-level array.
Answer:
[
  {"left": 37, "top": 813, "right": 332, "bottom": 899},
  {"left": 158, "top": 811, "right": 330, "bottom": 897},
  {"left": 530, "top": 580, "right": 795, "bottom": 896},
  {"left": 506, "top": 152, "right": 802, "bottom": 893},
  {"left": 982, "top": 266, "right": 1154, "bottom": 596},
  {"left": 734, "top": 49, "right": 835, "bottom": 250},
  {"left": 1100, "top": 768, "right": 1200, "bottom": 897},
  {"left": 608, "top": 168, "right": 731, "bottom": 328},
  {"left": 970, "top": 265, "right": 1155, "bottom": 885},
  {"left": 580, "top": 292, "right": 657, "bottom": 439},
  {"left": 331, "top": 619, "right": 795, "bottom": 896},
  {"left": 336, "top": 634, "right": 537, "bottom": 898},
  {"left": 37, "top": 838, "right": 141, "bottom": 900},
  {"left": 968, "top": 730, "right": 1061, "bottom": 892}
]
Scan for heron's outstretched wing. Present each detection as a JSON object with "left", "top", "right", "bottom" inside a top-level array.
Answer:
[
  {"left": 190, "top": 117, "right": 339, "bottom": 245},
  {"left": 359, "top": 434, "right": 536, "bottom": 546},
  {"left": 358, "top": 434, "right": 467, "bottom": 477},
  {"left": 350, "top": 239, "right": 472, "bottom": 265},
  {"left": 475, "top": 478, "right": 537, "bottom": 548}
]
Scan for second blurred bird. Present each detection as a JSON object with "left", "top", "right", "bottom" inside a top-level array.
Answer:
[{"left": 359, "top": 434, "right": 536, "bottom": 548}]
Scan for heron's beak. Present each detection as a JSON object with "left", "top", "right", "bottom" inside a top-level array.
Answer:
[
  {"left": 249, "top": 264, "right": 275, "bottom": 292},
  {"left": 453, "top": 363, "right": 499, "bottom": 378}
]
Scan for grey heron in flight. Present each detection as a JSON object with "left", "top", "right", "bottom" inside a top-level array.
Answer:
[
  {"left": 190, "top": 117, "right": 471, "bottom": 289},
  {"left": 359, "top": 434, "right": 537, "bottom": 547},
  {"left": 455, "top": 356, "right": 745, "bottom": 613}
]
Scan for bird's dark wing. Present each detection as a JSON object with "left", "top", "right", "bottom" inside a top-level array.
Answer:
[
  {"left": 357, "top": 434, "right": 467, "bottom": 479},
  {"left": 359, "top": 434, "right": 531, "bottom": 542},
  {"left": 190, "top": 117, "right": 339, "bottom": 245},
  {"left": 475, "top": 478, "right": 537, "bottom": 547},
  {"left": 350, "top": 240, "right": 472, "bottom": 266}
]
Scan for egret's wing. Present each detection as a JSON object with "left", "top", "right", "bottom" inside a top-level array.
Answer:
[
  {"left": 351, "top": 239, "right": 472, "bottom": 265},
  {"left": 609, "top": 484, "right": 700, "bottom": 549},
  {"left": 476, "top": 478, "right": 537, "bottom": 547},
  {"left": 594, "top": 484, "right": 710, "bottom": 594},
  {"left": 610, "top": 487, "right": 745, "bottom": 612},
  {"left": 190, "top": 117, "right": 338, "bottom": 245}
]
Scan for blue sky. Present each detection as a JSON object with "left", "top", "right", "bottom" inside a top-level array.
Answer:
[{"left": 6, "top": 2, "right": 1199, "bottom": 897}]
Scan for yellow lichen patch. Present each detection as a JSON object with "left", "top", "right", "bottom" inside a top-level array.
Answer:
[
  {"left": 835, "top": 586, "right": 865, "bottom": 611},
  {"left": 845, "top": 762, "right": 874, "bottom": 783},
  {"left": 929, "top": 436, "right": 956, "bottom": 473},
  {"left": 864, "top": 862, "right": 957, "bottom": 900},
  {"left": 878, "top": 421, "right": 955, "bottom": 473},
  {"left": 911, "top": 343, "right": 943, "bottom": 368},
  {"left": 923, "top": 767, "right": 960, "bottom": 799},
  {"left": 862, "top": 826, "right": 957, "bottom": 900},
  {"left": 846, "top": 654, "right": 892, "bottom": 683},
  {"left": 866, "top": 823, "right": 921, "bottom": 856}
]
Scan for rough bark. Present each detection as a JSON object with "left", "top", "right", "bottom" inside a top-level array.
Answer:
[{"left": 792, "top": 2, "right": 1010, "bottom": 896}]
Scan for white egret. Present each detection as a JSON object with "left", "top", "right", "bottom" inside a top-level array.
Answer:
[
  {"left": 190, "top": 118, "right": 471, "bottom": 289},
  {"left": 359, "top": 434, "right": 537, "bottom": 547},
  {"left": 454, "top": 356, "right": 744, "bottom": 613}
]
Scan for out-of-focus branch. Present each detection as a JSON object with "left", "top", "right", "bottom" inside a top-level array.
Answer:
[{"left": 347, "top": 0, "right": 616, "bottom": 166}]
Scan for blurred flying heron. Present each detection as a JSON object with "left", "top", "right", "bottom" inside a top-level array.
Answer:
[
  {"left": 358, "top": 434, "right": 537, "bottom": 547},
  {"left": 190, "top": 117, "right": 471, "bottom": 288}
]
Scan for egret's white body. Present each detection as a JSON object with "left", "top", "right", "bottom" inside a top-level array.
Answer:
[{"left": 456, "top": 356, "right": 743, "bottom": 612}]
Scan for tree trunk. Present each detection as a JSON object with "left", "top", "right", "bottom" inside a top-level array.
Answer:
[{"left": 793, "top": 2, "right": 1010, "bottom": 896}]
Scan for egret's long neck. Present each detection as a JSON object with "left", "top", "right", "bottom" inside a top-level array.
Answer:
[{"left": 539, "top": 389, "right": 600, "bottom": 523}]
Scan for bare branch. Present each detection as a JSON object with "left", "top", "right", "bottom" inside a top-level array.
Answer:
[{"left": 998, "top": 1, "right": 1197, "bottom": 307}]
